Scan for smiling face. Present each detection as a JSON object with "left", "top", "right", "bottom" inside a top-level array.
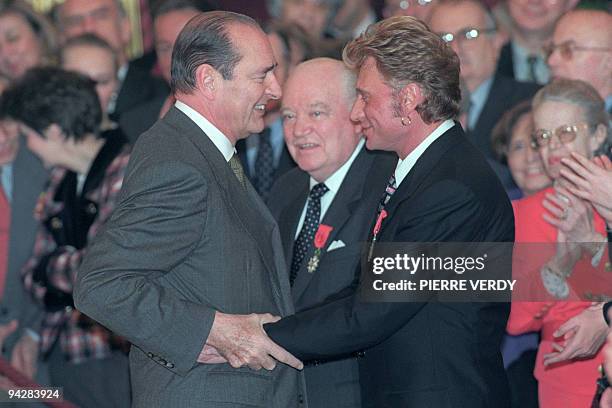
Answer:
[
  {"left": 0, "top": 12, "right": 44, "bottom": 80},
  {"left": 507, "top": 0, "right": 573, "bottom": 35},
  {"left": 213, "top": 24, "right": 282, "bottom": 142},
  {"left": 59, "top": 0, "right": 130, "bottom": 63},
  {"left": 506, "top": 112, "right": 551, "bottom": 195},
  {"left": 350, "top": 57, "right": 405, "bottom": 155},
  {"left": 282, "top": 60, "right": 360, "bottom": 182},
  {"left": 533, "top": 100, "right": 597, "bottom": 180}
]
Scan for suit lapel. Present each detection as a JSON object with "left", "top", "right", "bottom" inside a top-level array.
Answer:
[
  {"left": 291, "top": 148, "right": 372, "bottom": 301},
  {"left": 164, "top": 108, "right": 286, "bottom": 310},
  {"left": 381, "top": 126, "right": 463, "bottom": 235},
  {"left": 278, "top": 175, "right": 309, "bottom": 268}
]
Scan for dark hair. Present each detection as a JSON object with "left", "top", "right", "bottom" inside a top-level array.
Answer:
[
  {"left": 491, "top": 99, "right": 532, "bottom": 164},
  {"left": 343, "top": 16, "right": 461, "bottom": 124},
  {"left": 60, "top": 33, "right": 119, "bottom": 73},
  {"left": 151, "top": 0, "right": 215, "bottom": 20},
  {"left": 0, "top": 67, "right": 102, "bottom": 140},
  {"left": 170, "top": 11, "right": 259, "bottom": 93}
]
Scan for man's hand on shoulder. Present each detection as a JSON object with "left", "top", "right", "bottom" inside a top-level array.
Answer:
[{"left": 201, "top": 312, "right": 303, "bottom": 371}]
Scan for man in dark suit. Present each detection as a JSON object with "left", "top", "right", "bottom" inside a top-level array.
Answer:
[
  {"left": 54, "top": 0, "right": 168, "bottom": 124},
  {"left": 260, "top": 16, "right": 515, "bottom": 407},
  {"left": 0, "top": 121, "right": 48, "bottom": 393},
  {"left": 75, "top": 12, "right": 304, "bottom": 408},
  {"left": 429, "top": 0, "right": 539, "bottom": 196},
  {"left": 268, "top": 58, "right": 395, "bottom": 408}
]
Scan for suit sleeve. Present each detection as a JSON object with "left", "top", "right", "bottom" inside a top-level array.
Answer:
[
  {"left": 266, "top": 181, "right": 494, "bottom": 360},
  {"left": 74, "top": 156, "right": 213, "bottom": 376}
]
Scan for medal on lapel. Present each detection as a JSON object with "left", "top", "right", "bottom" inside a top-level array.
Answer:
[{"left": 307, "top": 224, "right": 333, "bottom": 273}]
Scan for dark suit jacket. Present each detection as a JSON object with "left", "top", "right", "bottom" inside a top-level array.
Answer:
[
  {"left": 236, "top": 135, "right": 296, "bottom": 189},
  {"left": 110, "top": 61, "right": 168, "bottom": 123},
  {"left": 2, "top": 143, "right": 47, "bottom": 345},
  {"left": 267, "top": 124, "right": 515, "bottom": 408},
  {"left": 268, "top": 147, "right": 396, "bottom": 408},
  {"left": 495, "top": 42, "right": 515, "bottom": 81},
  {"left": 119, "top": 92, "right": 168, "bottom": 144},
  {"left": 467, "top": 74, "right": 540, "bottom": 193},
  {"left": 75, "top": 107, "right": 305, "bottom": 408}
]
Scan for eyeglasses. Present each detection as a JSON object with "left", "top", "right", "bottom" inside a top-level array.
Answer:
[
  {"left": 439, "top": 27, "right": 496, "bottom": 44},
  {"left": 543, "top": 40, "right": 612, "bottom": 61},
  {"left": 531, "top": 123, "right": 590, "bottom": 149},
  {"left": 397, "top": 0, "right": 433, "bottom": 9}
]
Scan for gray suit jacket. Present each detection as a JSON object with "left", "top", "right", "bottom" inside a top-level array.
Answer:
[
  {"left": 267, "top": 147, "right": 396, "bottom": 408},
  {"left": 2, "top": 142, "right": 47, "bottom": 348},
  {"left": 75, "top": 107, "right": 306, "bottom": 408}
]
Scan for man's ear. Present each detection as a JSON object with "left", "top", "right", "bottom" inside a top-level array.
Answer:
[
  {"left": 398, "top": 83, "right": 423, "bottom": 116},
  {"left": 195, "top": 64, "right": 219, "bottom": 100}
]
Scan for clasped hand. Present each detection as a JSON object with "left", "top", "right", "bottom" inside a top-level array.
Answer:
[{"left": 198, "top": 312, "right": 303, "bottom": 372}]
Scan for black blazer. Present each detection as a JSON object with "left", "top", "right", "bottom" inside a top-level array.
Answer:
[
  {"left": 111, "top": 61, "right": 168, "bottom": 123},
  {"left": 268, "top": 147, "right": 395, "bottom": 408},
  {"left": 267, "top": 124, "right": 515, "bottom": 408},
  {"left": 495, "top": 42, "right": 515, "bottom": 81}
]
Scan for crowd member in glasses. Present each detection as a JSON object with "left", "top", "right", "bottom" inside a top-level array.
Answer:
[
  {"left": 497, "top": 0, "right": 578, "bottom": 85},
  {"left": 382, "top": 0, "right": 437, "bottom": 23},
  {"left": 507, "top": 78, "right": 611, "bottom": 408},
  {"left": 0, "top": 0, "right": 57, "bottom": 83},
  {"left": 547, "top": 10, "right": 612, "bottom": 112},
  {"left": 429, "top": 0, "right": 539, "bottom": 197},
  {"left": 0, "top": 67, "right": 131, "bottom": 408},
  {"left": 52, "top": 0, "right": 167, "bottom": 123},
  {"left": 491, "top": 100, "right": 551, "bottom": 408}
]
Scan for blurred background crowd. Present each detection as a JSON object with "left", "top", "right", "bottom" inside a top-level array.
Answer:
[{"left": 0, "top": 0, "right": 610, "bottom": 407}]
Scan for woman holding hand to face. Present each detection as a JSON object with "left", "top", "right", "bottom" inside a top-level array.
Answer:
[{"left": 507, "top": 79, "right": 611, "bottom": 408}]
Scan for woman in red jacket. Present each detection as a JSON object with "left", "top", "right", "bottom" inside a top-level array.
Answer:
[{"left": 508, "top": 78, "right": 611, "bottom": 407}]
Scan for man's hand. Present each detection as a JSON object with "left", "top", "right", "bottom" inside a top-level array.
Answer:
[
  {"left": 203, "top": 312, "right": 303, "bottom": 371},
  {"left": 10, "top": 333, "right": 39, "bottom": 380},
  {"left": 543, "top": 303, "right": 607, "bottom": 366}
]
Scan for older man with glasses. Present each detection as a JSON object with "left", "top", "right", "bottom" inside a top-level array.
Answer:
[
  {"left": 546, "top": 9, "right": 612, "bottom": 113},
  {"left": 428, "top": 0, "right": 540, "bottom": 198}
]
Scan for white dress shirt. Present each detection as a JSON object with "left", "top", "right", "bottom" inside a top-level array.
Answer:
[
  {"left": 175, "top": 100, "right": 235, "bottom": 161},
  {"left": 294, "top": 139, "right": 365, "bottom": 239},
  {"left": 394, "top": 119, "right": 455, "bottom": 187}
]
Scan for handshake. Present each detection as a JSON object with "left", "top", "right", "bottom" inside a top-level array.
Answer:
[{"left": 198, "top": 312, "right": 303, "bottom": 371}]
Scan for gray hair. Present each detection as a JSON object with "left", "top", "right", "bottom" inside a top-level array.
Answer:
[{"left": 170, "top": 11, "right": 259, "bottom": 94}]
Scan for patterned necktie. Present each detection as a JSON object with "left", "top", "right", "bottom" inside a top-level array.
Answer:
[
  {"left": 378, "top": 173, "right": 397, "bottom": 214},
  {"left": 229, "top": 154, "right": 247, "bottom": 189},
  {"left": 290, "top": 183, "right": 329, "bottom": 286},
  {"left": 254, "top": 128, "right": 274, "bottom": 200}
]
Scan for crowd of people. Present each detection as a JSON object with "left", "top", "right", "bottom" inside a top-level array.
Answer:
[{"left": 0, "top": 0, "right": 610, "bottom": 407}]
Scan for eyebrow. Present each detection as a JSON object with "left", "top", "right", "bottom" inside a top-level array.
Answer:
[
  {"left": 308, "top": 102, "right": 330, "bottom": 110},
  {"left": 261, "top": 63, "right": 277, "bottom": 75}
]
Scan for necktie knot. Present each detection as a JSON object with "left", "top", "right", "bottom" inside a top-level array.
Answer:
[{"left": 309, "top": 183, "right": 329, "bottom": 200}]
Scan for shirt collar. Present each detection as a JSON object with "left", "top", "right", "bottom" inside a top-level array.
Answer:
[
  {"left": 309, "top": 138, "right": 365, "bottom": 193},
  {"left": 395, "top": 119, "right": 455, "bottom": 187},
  {"left": 468, "top": 77, "right": 494, "bottom": 129},
  {"left": 175, "top": 100, "right": 235, "bottom": 162}
]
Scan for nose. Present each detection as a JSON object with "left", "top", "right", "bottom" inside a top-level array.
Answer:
[
  {"left": 526, "top": 144, "right": 539, "bottom": 163},
  {"left": 449, "top": 41, "right": 461, "bottom": 55},
  {"left": 266, "top": 72, "right": 282, "bottom": 101},
  {"left": 547, "top": 48, "right": 561, "bottom": 69},
  {"left": 292, "top": 115, "right": 311, "bottom": 138},
  {"left": 350, "top": 96, "right": 365, "bottom": 123}
]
